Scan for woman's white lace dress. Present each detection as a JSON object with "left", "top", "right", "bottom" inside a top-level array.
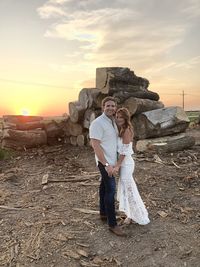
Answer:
[{"left": 117, "top": 138, "right": 150, "bottom": 225}]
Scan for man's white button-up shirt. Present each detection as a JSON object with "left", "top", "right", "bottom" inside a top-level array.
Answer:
[{"left": 89, "top": 113, "right": 118, "bottom": 166}]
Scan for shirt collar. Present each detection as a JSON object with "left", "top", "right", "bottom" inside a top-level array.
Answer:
[
  {"left": 102, "top": 113, "right": 119, "bottom": 133},
  {"left": 102, "top": 112, "right": 114, "bottom": 123}
]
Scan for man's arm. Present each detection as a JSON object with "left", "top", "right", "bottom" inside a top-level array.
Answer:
[
  {"left": 90, "top": 138, "right": 114, "bottom": 176},
  {"left": 90, "top": 138, "right": 107, "bottom": 165}
]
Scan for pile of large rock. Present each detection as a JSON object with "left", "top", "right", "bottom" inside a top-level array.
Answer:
[{"left": 1, "top": 67, "right": 195, "bottom": 152}]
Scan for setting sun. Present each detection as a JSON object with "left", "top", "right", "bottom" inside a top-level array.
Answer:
[{"left": 21, "top": 109, "right": 30, "bottom": 116}]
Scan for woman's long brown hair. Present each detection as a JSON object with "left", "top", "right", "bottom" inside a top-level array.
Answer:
[{"left": 116, "top": 108, "right": 134, "bottom": 138}]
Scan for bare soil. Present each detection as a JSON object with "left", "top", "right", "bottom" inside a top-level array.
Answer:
[{"left": 0, "top": 128, "right": 199, "bottom": 267}]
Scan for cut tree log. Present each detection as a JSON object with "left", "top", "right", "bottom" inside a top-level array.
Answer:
[
  {"left": 2, "top": 122, "right": 17, "bottom": 129},
  {"left": 132, "top": 106, "right": 190, "bottom": 140},
  {"left": 0, "top": 130, "right": 3, "bottom": 143},
  {"left": 3, "top": 115, "right": 43, "bottom": 124},
  {"left": 64, "top": 136, "right": 70, "bottom": 144},
  {"left": 83, "top": 109, "right": 101, "bottom": 129},
  {"left": 77, "top": 135, "right": 85, "bottom": 146},
  {"left": 44, "top": 121, "right": 64, "bottom": 145},
  {"left": 95, "top": 93, "right": 108, "bottom": 108},
  {"left": 2, "top": 129, "right": 47, "bottom": 150},
  {"left": 136, "top": 133, "right": 195, "bottom": 153},
  {"left": 60, "top": 120, "right": 71, "bottom": 137},
  {"left": 69, "top": 101, "right": 85, "bottom": 123},
  {"left": 2, "top": 121, "right": 45, "bottom": 130},
  {"left": 68, "top": 120, "right": 83, "bottom": 136},
  {"left": 96, "top": 67, "right": 149, "bottom": 94},
  {"left": 123, "top": 97, "right": 164, "bottom": 116},
  {"left": 78, "top": 88, "right": 101, "bottom": 109},
  {"left": 85, "top": 133, "right": 91, "bottom": 146},
  {"left": 70, "top": 136, "right": 77, "bottom": 146},
  {"left": 83, "top": 109, "right": 93, "bottom": 129},
  {"left": 111, "top": 85, "right": 143, "bottom": 93},
  {"left": 16, "top": 121, "right": 45, "bottom": 130},
  {"left": 113, "top": 89, "right": 160, "bottom": 103},
  {"left": 44, "top": 121, "right": 64, "bottom": 138}
]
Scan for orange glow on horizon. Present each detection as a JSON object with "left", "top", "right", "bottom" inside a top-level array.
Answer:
[
  {"left": 0, "top": 82, "right": 79, "bottom": 117},
  {"left": 12, "top": 105, "right": 40, "bottom": 116},
  {"left": 0, "top": 81, "right": 198, "bottom": 117}
]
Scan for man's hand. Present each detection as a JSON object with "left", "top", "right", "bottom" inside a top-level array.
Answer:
[{"left": 105, "top": 165, "right": 114, "bottom": 177}]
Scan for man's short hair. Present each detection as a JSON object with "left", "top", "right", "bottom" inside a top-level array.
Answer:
[{"left": 101, "top": 96, "right": 117, "bottom": 108}]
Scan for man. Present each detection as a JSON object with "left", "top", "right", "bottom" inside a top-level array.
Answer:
[{"left": 89, "top": 96, "right": 125, "bottom": 236}]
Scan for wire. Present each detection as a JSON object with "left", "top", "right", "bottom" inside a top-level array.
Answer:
[
  {"left": 159, "top": 93, "right": 200, "bottom": 96},
  {"left": 0, "top": 78, "right": 199, "bottom": 96},
  {"left": 0, "top": 78, "right": 71, "bottom": 89}
]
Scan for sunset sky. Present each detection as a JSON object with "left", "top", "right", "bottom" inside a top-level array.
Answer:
[{"left": 0, "top": 0, "right": 199, "bottom": 116}]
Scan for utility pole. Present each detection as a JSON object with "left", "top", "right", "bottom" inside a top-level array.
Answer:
[{"left": 182, "top": 90, "right": 185, "bottom": 110}]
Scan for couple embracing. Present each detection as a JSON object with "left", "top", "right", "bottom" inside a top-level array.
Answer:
[{"left": 89, "top": 96, "right": 150, "bottom": 236}]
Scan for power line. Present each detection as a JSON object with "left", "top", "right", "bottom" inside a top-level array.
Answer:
[
  {"left": 1, "top": 78, "right": 199, "bottom": 95},
  {"left": 159, "top": 93, "right": 200, "bottom": 96},
  {"left": 0, "top": 78, "right": 70, "bottom": 89},
  {"left": 159, "top": 93, "right": 180, "bottom": 95}
]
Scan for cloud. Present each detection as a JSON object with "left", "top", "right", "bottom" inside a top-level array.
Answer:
[
  {"left": 181, "top": 0, "right": 200, "bottom": 18},
  {"left": 174, "top": 56, "right": 200, "bottom": 69},
  {"left": 37, "top": 0, "right": 199, "bottom": 78},
  {"left": 49, "top": 0, "right": 70, "bottom": 4},
  {"left": 37, "top": 4, "right": 67, "bottom": 18}
]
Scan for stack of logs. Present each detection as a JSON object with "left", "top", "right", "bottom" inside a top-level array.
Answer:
[
  {"left": 68, "top": 67, "right": 195, "bottom": 153},
  {"left": 1, "top": 115, "right": 67, "bottom": 150},
  {"left": 1, "top": 113, "right": 91, "bottom": 150},
  {"left": 1, "top": 67, "right": 195, "bottom": 152}
]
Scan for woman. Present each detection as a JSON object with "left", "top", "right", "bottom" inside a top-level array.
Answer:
[{"left": 114, "top": 108, "right": 150, "bottom": 225}]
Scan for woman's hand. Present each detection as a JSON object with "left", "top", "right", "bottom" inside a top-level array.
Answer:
[
  {"left": 105, "top": 165, "right": 114, "bottom": 177},
  {"left": 112, "top": 165, "right": 120, "bottom": 175}
]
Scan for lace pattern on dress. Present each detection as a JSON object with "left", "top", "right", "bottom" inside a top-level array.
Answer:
[
  {"left": 117, "top": 165, "right": 150, "bottom": 225},
  {"left": 118, "top": 143, "right": 131, "bottom": 155}
]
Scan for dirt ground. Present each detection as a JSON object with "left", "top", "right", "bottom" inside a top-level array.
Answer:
[{"left": 0, "top": 127, "right": 199, "bottom": 267}]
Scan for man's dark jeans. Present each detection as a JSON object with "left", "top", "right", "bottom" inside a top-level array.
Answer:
[{"left": 98, "top": 162, "right": 117, "bottom": 227}]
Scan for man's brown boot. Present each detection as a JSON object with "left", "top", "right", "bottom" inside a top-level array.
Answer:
[
  {"left": 109, "top": 225, "right": 126, "bottom": 236},
  {"left": 100, "top": 215, "right": 107, "bottom": 222}
]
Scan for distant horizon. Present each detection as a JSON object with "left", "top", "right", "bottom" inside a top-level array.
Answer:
[{"left": 0, "top": 106, "right": 199, "bottom": 118}]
